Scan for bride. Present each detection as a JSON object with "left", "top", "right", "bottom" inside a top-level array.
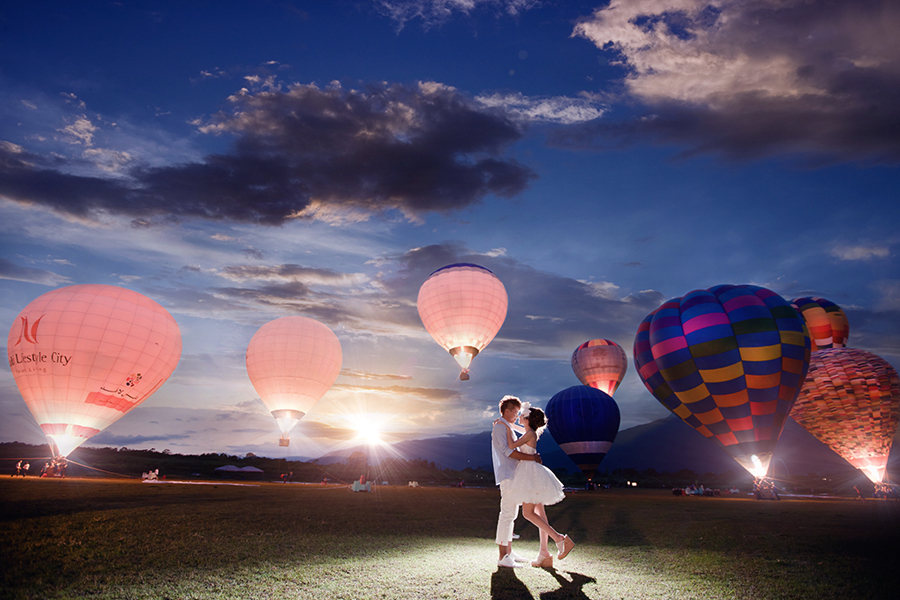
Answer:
[{"left": 502, "top": 403, "right": 575, "bottom": 567}]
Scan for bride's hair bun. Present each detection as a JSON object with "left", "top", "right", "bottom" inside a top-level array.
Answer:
[{"left": 527, "top": 407, "right": 546, "bottom": 434}]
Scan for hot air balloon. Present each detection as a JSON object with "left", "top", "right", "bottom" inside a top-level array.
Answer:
[
  {"left": 633, "top": 284, "right": 810, "bottom": 478},
  {"left": 545, "top": 385, "right": 620, "bottom": 481},
  {"left": 790, "top": 297, "right": 849, "bottom": 351},
  {"left": 791, "top": 348, "right": 900, "bottom": 483},
  {"left": 571, "top": 339, "right": 628, "bottom": 396},
  {"left": 417, "top": 263, "right": 507, "bottom": 380},
  {"left": 7, "top": 284, "right": 182, "bottom": 458},
  {"left": 246, "top": 316, "right": 342, "bottom": 446}
]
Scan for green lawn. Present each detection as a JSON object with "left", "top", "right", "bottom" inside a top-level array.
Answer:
[{"left": 1, "top": 478, "right": 897, "bottom": 599}]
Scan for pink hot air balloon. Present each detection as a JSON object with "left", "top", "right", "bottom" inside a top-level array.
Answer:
[
  {"left": 7, "top": 284, "right": 182, "bottom": 457},
  {"left": 246, "top": 316, "right": 342, "bottom": 446},
  {"left": 417, "top": 263, "right": 507, "bottom": 380},
  {"left": 571, "top": 339, "right": 628, "bottom": 396}
]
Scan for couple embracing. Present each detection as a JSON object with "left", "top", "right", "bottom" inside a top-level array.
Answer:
[{"left": 492, "top": 395, "right": 575, "bottom": 568}]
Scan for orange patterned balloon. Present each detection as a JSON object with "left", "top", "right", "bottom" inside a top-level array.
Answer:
[
  {"left": 791, "top": 297, "right": 849, "bottom": 351},
  {"left": 791, "top": 348, "right": 900, "bottom": 483},
  {"left": 571, "top": 339, "right": 627, "bottom": 396}
]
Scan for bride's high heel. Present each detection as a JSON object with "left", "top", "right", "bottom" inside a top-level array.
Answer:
[
  {"left": 531, "top": 551, "right": 553, "bottom": 568},
  {"left": 556, "top": 534, "right": 575, "bottom": 560}
]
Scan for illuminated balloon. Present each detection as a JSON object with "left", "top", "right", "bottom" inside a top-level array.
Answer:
[
  {"left": 790, "top": 297, "right": 849, "bottom": 351},
  {"left": 7, "top": 284, "right": 182, "bottom": 457},
  {"left": 791, "top": 348, "right": 900, "bottom": 483},
  {"left": 246, "top": 316, "right": 342, "bottom": 445},
  {"left": 571, "top": 339, "right": 628, "bottom": 396},
  {"left": 545, "top": 385, "right": 620, "bottom": 481},
  {"left": 633, "top": 285, "right": 810, "bottom": 477},
  {"left": 417, "top": 263, "right": 507, "bottom": 380}
]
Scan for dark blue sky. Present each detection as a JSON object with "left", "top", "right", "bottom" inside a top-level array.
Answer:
[{"left": 1, "top": 0, "right": 898, "bottom": 459}]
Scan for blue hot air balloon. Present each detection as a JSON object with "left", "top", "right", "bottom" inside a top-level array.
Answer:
[{"left": 545, "top": 385, "right": 620, "bottom": 481}]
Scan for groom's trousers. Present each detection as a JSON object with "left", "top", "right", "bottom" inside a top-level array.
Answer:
[{"left": 495, "top": 480, "right": 520, "bottom": 545}]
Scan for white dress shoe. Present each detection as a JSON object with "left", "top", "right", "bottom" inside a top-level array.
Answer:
[{"left": 508, "top": 550, "right": 529, "bottom": 562}]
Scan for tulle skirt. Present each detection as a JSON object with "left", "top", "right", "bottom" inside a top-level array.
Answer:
[{"left": 504, "top": 461, "right": 565, "bottom": 506}]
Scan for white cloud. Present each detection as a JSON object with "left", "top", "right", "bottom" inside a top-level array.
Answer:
[
  {"left": 476, "top": 92, "right": 606, "bottom": 124},
  {"left": 377, "top": 0, "right": 540, "bottom": 29},
  {"left": 525, "top": 314, "right": 564, "bottom": 323},
  {"left": 567, "top": 0, "right": 900, "bottom": 161},
  {"left": 83, "top": 147, "right": 134, "bottom": 173},
  {"left": 573, "top": 0, "right": 831, "bottom": 105},
  {"left": 211, "top": 233, "right": 240, "bottom": 242},
  {"left": 574, "top": 0, "right": 900, "bottom": 104},
  {"left": 581, "top": 279, "right": 621, "bottom": 300},
  {"left": 217, "top": 264, "right": 369, "bottom": 287},
  {"left": 57, "top": 115, "right": 97, "bottom": 146},
  {"left": 60, "top": 92, "right": 86, "bottom": 109},
  {"left": 831, "top": 244, "right": 890, "bottom": 261}
]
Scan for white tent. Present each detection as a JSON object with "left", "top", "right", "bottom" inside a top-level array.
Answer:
[{"left": 214, "top": 465, "right": 264, "bottom": 479}]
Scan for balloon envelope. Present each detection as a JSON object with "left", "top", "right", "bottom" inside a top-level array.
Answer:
[
  {"left": 416, "top": 263, "right": 507, "bottom": 376},
  {"left": 246, "top": 316, "right": 342, "bottom": 439},
  {"left": 791, "top": 348, "right": 900, "bottom": 483},
  {"left": 545, "top": 385, "right": 620, "bottom": 481},
  {"left": 571, "top": 339, "right": 628, "bottom": 396},
  {"left": 790, "top": 297, "right": 849, "bottom": 351},
  {"left": 633, "top": 284, "right": 810, "bottom": 477},
  {"left": 7, "top": 284, "right": 182, "bottom": 457}
]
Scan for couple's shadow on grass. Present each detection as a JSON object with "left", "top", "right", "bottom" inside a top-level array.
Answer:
[{"left": 491, "top": 566, "right": 595, "bottom": 600}]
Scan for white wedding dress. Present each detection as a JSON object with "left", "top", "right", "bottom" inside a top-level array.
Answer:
[{"left": 505, "top": 443, "right": 565, "bottom": 506}]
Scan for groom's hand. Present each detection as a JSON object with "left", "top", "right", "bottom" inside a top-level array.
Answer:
[{"left": 533, "top": 454, "right": 542, "bottom": 464}]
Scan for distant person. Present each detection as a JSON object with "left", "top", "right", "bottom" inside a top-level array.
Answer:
[
  {"left": 491, "top": 395, "right": 544, "bottom": 568},
  {"left": 501, "top": 403, "right": 574, "bottom": 568},
  {"left": 13, "top": 461, "right": 22, "bottom": 477},
  {"left": 23, "top": 462, "right": 30, "bottom": 476}
]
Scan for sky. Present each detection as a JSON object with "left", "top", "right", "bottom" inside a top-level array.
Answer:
[{"left": 1, "top": 0, "right": 898, "bottom": 461}]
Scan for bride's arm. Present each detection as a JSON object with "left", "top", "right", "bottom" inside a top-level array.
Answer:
[{"left": 506, "top": 427, "right": 534, "bottom": 449}]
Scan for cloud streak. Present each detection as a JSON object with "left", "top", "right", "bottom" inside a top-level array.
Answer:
[
  {"left": 0, "top": 258, "right": 70, "bottom": 286},
  {"left": 476, "top": 92, "right": 607, "bottom": 124}
]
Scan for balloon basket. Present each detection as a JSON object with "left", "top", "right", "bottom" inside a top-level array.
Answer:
[
  {"left": 459, "top": 370, "right": 470, "bottom": 381},
  {"left": 279, "top": 435, "right": 290, "bottom": 447},
  {"left": 753, "top": 477, "right": 780, "bottom": 501}
]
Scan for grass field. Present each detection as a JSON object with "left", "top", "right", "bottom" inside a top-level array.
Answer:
[{"left": 1, "top": 477, "right": 898, "bottom": 599}]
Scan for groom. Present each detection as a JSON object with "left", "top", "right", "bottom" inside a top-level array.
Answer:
[{"left": 492, "top": 395, "right": 543, "bottom": 567}]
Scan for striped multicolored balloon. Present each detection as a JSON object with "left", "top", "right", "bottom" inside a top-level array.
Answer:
[
  {"left": 633, "top": 285, "right": 811, "bottom": 477},
  {"left": 545, "top": 385, "right": 620, "bottom": 482},
  {"left": 791, "top": 348, "right": 900, "bottom": 483},
  {"left": 571, "top": 339, "right": 628, "bottom": 396},
  {"left": 790, "top": 297, "right": 849, "bottom": 351}
]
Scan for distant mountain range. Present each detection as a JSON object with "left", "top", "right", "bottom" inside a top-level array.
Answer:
[{"left": 318, "top": 414, "right": 896, "bottom": 480}]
